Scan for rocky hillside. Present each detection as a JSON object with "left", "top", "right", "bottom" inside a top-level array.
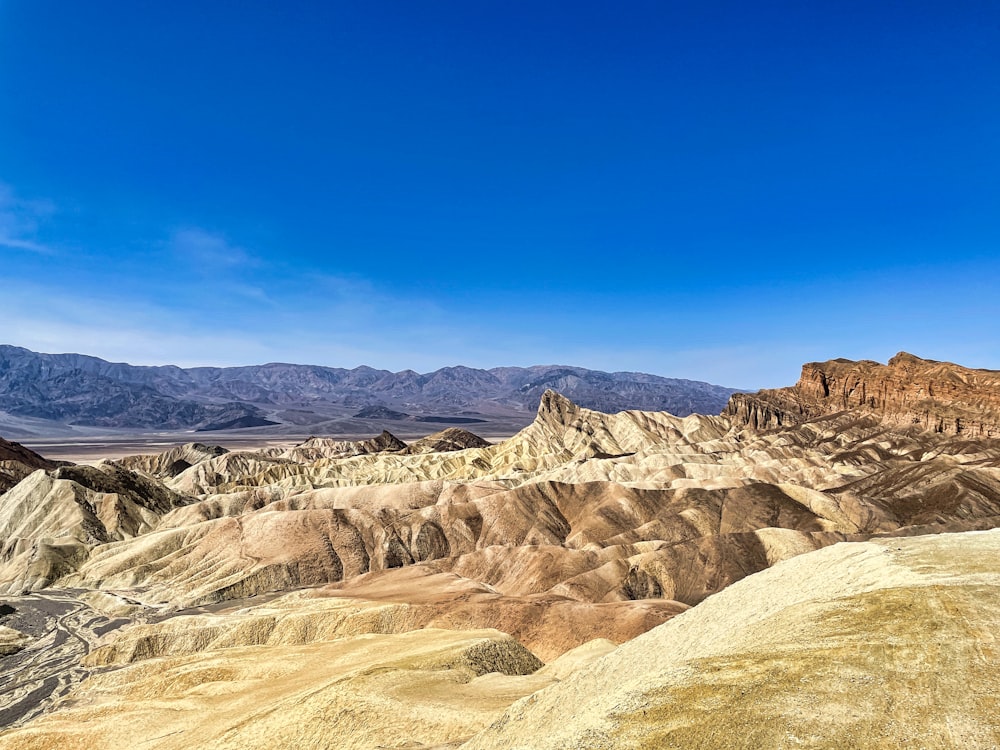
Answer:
[
  {"left": 462, "top": 529, "right": 1000, "bottom": 749},
  {"left": 0, "top": 345, "right": 738, "bottom": 432},
  {"left": 726, "top": 351, "right": 1000, "bottom": 437}
]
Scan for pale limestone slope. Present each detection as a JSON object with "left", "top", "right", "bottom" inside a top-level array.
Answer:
[
  {"left": 460, "top": 529, "right": 1000, "bottom": 750},
  {"left": 0, "top": 628, "right": 553, "bottom": 750},
  {"left": 114, "top": 441, "right": 227, "bottom": 478},
  {"left": 0, "top": 464, "right": 192, "bottom": 593}
]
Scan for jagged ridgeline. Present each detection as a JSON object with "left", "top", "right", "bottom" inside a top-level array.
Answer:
[
  {"left": 0, "top": 344, "right": 739, "bottom": 433},
  {"left": 1, "top": 353, "right": 999, "bottom": 748}
]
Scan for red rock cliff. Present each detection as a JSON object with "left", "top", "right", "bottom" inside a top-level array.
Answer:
[{"left": 725, "top": 352, "right": 1000, "bottom": 437}]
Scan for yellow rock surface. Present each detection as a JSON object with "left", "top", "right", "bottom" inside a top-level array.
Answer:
[
  {"left": 460, "top": 529, "right": 1000, "bottom": 749},
  {"left": 0, "top": 628, "right": 568, "bottom": 750}
]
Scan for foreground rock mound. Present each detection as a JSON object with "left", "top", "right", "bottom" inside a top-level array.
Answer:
[
  {"left": 0, "top": 628, "right": 559, "bottom": 750},
  {"left": 727, "top": 352, "right": 1000, "bottom": 436},
  {"left": 462, "top": 529, "right": 1000, "bottom": 749}
]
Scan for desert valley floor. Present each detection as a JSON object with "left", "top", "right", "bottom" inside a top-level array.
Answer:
[{"left": 1, "top": 353, "right": 999, "bottom": 748}]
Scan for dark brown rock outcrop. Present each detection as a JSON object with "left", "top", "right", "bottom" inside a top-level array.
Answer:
[
  {"left": 725, "top": 352, "right": 1000, "bottom": 437},
  {"left": 0, "top": 438, "right": 59, "bottom": 495},
  {"left": 0, "top": 438, "right": 55, "bottom": 470},
  {"left": 400, "top": 428, "right": 492, "bottom": 455},
  {"left": 279, "top": 430, "right": 407, "bottom": 462}
]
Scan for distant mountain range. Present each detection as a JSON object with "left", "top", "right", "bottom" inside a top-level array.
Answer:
[{"left": 0, "top": 344, "right": 740, "bottom": 434}]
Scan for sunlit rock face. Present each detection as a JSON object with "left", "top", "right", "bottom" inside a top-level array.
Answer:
[
  {"left": 726, "top": 351, "right": 1000, "bottom": 437},
  {"left": 460, "top": 529, "right": 1000, "bottom": 750}
]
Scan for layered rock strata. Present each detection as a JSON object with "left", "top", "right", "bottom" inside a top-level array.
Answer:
[{"left": 726, "top": 352, "right": 1000, "bottom": 436}]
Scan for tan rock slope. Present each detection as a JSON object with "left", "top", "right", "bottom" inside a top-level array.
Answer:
[
  {"left": 0, "top": 625, "right": 28, "bottom": 656},
  {"left": 0, "top": 628, "right": 555, "bottom": 750},
  {"left": 726, "top": 351, "right": 1000, "bottom": 436},
  {"left": 115, "top": 441, "right": 228, "bottom": 478},
  {"left": 81, "top": 579, "right": 649, "bottom": 665},
  {"left": 0, "top": 462, "right": 193, "bottom": 593},
  {"left": 460, "top": 529, "right": 1000, "bottom": 749}
]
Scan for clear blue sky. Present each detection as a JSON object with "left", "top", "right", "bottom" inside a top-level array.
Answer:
[{"left": 1, "top": 1, "right": 997, "bottom": 388}]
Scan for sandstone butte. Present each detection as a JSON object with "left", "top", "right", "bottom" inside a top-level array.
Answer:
[
  {"left": 0, "top": 352, "right": 997, "bottom": 748},
  {"left": 726, "top": 350, "right": 1000, "bottom": 436}
]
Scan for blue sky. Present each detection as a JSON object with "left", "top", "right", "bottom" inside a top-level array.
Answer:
[{"left": 1, "top": 1, "right": 997, "bottom": 388}]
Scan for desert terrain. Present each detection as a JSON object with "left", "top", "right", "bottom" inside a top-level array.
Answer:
[{"left": 1, "top": 352, "right": 999, "bottom": 748}]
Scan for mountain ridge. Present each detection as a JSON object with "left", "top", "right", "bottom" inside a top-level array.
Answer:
[{"left": 0, "top": 344, "right": 740, "bottom": 433}]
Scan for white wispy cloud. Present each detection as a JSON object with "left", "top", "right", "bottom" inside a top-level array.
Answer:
[
  {"left": 0, "top": 181, "right": 58, "bottom": 255},
  {"left": 169, "top": 227, "right": 258, "bottom": 268},
  {"left": 0, "top": 235, "right": 55, "bottom": 254}
]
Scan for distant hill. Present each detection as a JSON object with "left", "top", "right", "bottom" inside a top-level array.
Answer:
[{"left": 0, "top": 344, "right": 740, "bottom": 433}]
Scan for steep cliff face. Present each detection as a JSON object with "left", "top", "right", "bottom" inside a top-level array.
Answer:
[{"left": 726, "top": 352, "right": 1000, "bottom": 437}]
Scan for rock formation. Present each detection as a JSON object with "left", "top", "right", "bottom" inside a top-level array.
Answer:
[
  {"left": 0, "top": 461, "right": 194, "bottom": 593},
  {"left": 401, "top": 427, "right": 492, "bottom": 454},
  {"left": 726, "top": 351, "right": 1000, "bottom": 436},
  {"left": 0, "top": 625, "right": 28, "bottom": 657},
  {"left": 277, "top": 430, "right": 407, "bottom": 462},
  {"left": 114, "top": 442, "right": 229, "bottom": 478}
]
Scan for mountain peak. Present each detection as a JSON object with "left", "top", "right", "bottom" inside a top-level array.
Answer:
[
  {"left": 536, "top": 389, "right": 582, "bottom": 427},
  {"left": 888, "top": 351, "right": 933, "bottom": 367}
]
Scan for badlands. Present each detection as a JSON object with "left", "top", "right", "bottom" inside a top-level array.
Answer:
[{"left": 0, "top": 353, "right": 999, "bottom": 748}]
